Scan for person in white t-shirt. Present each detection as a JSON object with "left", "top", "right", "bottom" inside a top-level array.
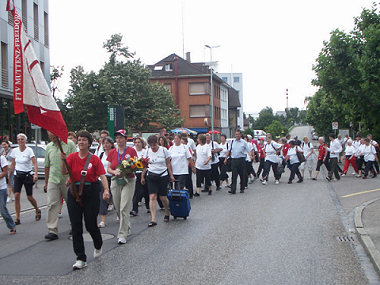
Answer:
[
  {"left": 8, "top": 133, "right": 41, "bottom": 225},
  {"left": 94, "top": 130, "right": 110, "bottom": 157},
  {"left": 205, "top": 134, "right": 222, "bottom": 191},
  {"left": 367, "top": 134, "right": 379, "bottom": 174},
  {"left": 261, "top": 134, "right": 283, "bottom": 185},
  {"left": 97, "top": 136, "right": 114, "bottom": 228},
  {"left": 169, "top": 135, "right": 192, "bottom": 191},
  {"left": 0, "top": 155, "right": 16, "bottom": 234},
  {"left": 300, "top": 137, "right": 314, "bottom": 179},
  {"left": 285, "top": 141, "right": 304, "bottom": 184},
  {"left": 130, "top": 137, "right": 149, "bottom": 217},
  {"left": 358, "top": 138, "right": 378, "bottom": 179},
  {"left": 194, "top": 134, "right": 212, "bottom": 196},
  {"left": 218, "top": 134, "right": 230, "bottom": 187},
  {"left": 141, "top": 135, "right": 175, "bottom": 227}
]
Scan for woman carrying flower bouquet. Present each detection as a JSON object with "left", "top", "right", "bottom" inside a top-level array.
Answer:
[
  {"left": 107, "top": 130, "right": 137, "bottom": 244},
  {"left": 141, "top": 135, "right": 175, "bottom": 227}
]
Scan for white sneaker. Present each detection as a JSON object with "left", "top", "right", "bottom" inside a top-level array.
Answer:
[
  {"left": 262, "top": 180, "right": 267, "bottom": 185},
  {"left": 117, "top": 237, "right": 127, "bottom": 244},
  {"left": 98, "top": 221, "right": 106, "bottom": 228},
  {"left": 94, "top": 248, "right": 102, "bottom": 258},
  {"left": 341, "top": 174, "right": 346, "bottom": 177},
  {"left": 275, "top": 180, "right": 280, "bottom": 185},
  {"left": 351, "top": 172, "right": 356, "bottom": 175},
  {"left": 73, "top": 260, "right": 87, "bottom": 270},
  {"left": 6, "top": 197, "right": 11, "bottom": 203},
  {"left": 58, "top": 213, "right": 63, "bottom": 218},
  {"left": 248, "top": 178, "right": 254, "bottom": 184},
  {"left": 107, "top": 205, "right": 114, "bottom": 212}
]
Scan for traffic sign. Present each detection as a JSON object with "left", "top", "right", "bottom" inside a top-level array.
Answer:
[{"left": 332, "top": 122, "right": 338, "bottom": 130}]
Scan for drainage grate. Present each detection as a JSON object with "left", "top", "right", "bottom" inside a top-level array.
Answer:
[{"left": 337, "top": 236, "right": 355, "bottom": 242}]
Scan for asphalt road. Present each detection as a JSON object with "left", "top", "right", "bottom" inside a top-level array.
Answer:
[{"left": 0, "top": 126, "right": 379, "bottom": 284}]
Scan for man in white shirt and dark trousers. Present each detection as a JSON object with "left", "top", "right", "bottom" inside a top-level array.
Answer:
[
  {"left": 224, "top": 130, "right": 253, "bottom": 194},
  {"left": 324, "top": 133, "right": 342, "bottom": 181},
  {"left": 206, "top": 134, "right": 222, "bottom": 191}
]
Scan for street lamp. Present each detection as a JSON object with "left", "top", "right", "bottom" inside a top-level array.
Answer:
[{"left": 205, "top": 44, "right": 220, "bottom": 140}]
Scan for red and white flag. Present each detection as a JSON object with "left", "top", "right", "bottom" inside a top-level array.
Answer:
[{"left": 7, "top": 1, "right": 68, "bottom": 143}]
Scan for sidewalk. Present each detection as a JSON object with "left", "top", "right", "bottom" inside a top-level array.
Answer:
[{"left": 355, "top": 197, "right": 380, "bottom": 274}]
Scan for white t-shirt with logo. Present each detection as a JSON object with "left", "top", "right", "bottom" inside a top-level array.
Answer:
[
  {"left": 195, "top": 144, "right": 212, "bottom": 170},
  {"left": 301, "top": 142, "right": 313, "bottom": 160},
  {"left": 0, "top": 156, "right": 8, "bottom": 189},
  {"left": 10, "top": 146, "right": 35, "bottom": 172},
  {"left": 169, "top": 144, "right": 191, "bottom": 175},
  {"left": 146, "top": 146, "right": 170, "bottom": 176}
]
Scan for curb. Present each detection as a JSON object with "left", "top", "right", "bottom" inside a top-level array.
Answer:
[{"left": 354, "top": 197, "right": 380, "bottom": 274}]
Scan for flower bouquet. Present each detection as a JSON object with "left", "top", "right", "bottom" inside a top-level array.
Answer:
[{"left": 113, "top": 156, "right": 149, "bottom": 185}]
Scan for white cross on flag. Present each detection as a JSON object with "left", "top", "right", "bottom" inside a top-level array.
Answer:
[{"left": 6, "top": 1, "right": 68, "bottom": 143}]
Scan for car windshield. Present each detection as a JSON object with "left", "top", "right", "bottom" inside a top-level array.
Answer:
[{"left": 28, "top": 146, "right": 45, "bottom": 158}]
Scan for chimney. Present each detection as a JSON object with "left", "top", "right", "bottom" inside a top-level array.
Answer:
[{"left": 186, "top": 52, "right": 191, "bottom": 62}]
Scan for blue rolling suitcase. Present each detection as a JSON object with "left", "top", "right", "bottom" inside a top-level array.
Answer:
[{"left": 168, "top": 190, "right": 191, "bottom": 220}]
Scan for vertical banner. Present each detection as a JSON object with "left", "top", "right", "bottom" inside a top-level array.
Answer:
[{"left": 11, "top": 8, "right": 24, "bottom": 114}]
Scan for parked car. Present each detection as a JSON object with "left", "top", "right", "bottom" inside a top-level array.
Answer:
[
  {"left": 311, "top": 130, "right": 318, "bottom": 140},
  {"left": 11, "top": 143, "right": 46, "bottom": 178}
]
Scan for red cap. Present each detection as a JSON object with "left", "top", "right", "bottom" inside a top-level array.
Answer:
[{"left": 114, "top": 129, "right": 127, "bottom": 137}]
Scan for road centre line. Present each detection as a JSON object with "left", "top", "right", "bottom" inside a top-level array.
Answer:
[{"left": 342, "top": 189, "right": 380, "bottom": 198}]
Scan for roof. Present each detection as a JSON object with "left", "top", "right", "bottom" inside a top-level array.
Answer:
[
  {"left": 148, "top": 53, "right": 222, "bottom": 83},
  {"left": 228, "top": 87, "right": 241, "bottom": 108}
]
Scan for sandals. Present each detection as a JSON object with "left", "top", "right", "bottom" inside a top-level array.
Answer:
[
  {"left": 35, "top": 209, "right": 41, "bottom": 221},
  {"left": 148, "top": 221, "right": 157, "bottom": 227},
  {"left": 164, "top": 215, "right": 170, "bottom": 222},
  {"left": 10, "top": 228, "right": 16, "bottom": 235},
  {"left": 15, "top": 219, "right": 21, "bottom": 225}
]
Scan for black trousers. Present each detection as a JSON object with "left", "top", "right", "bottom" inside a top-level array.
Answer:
[
  {"left": 374, "top": 160, "right": 379, "bottom": 173},
  {"left": 185, "top": 167, "right": 194, "bottom": 197},
  {"left": 328, "top": 158, "right": 340, "bottom": 180},
  {"left": 356, "top": 156, "right": 364, "bottom": 171},
  {"left": 316, "top": 159, "right": 331, "bottom": 171},
  {"left": 289, "top": 162, "right": 302, "bottom": 182},
  {"left": 209, "top": 163, "right": 220, "bottom": 188},
  {"left": 67, "top": 183, "right": 103, "bottom": 262},
  {"left": 262, "top": 160, "right": 280, "bottom": 181},
  {"left": 132, "top": 173, "right": 149, "bottom": 213},
  {"left": 99, "top": 176, "right": 112, "bottom": 215},
  {"left": 218, "top": 157, "right": 229, "bottom": 180},
  {"left": 364, "top": 161, "right": 376, "bottom": 177},
  {"left": 173, "top": 174, "right": 187, "bottom": 190},
  {"left": 257, "top": 157, "right": 265, "bottom": 177},
  {"left": 231, "top": 158, "right": 247, "bottom": 193},
  {"left": 196, "top": 169, "right": 211, "bottom": 188}
]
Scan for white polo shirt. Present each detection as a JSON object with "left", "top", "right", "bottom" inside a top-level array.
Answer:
[
  {"left": 169, "top": 144, "right": 191, "bottom": 175},
  {"left": 195, "top": 144, "right": 211, "bottom": 170}
]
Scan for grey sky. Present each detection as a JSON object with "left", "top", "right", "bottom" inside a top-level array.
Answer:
[{"left": 49, "top": 0, "right": 374, "bottom": 114}]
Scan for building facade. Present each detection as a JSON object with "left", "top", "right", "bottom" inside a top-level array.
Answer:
[
  {"left": 218, "top": 72, "right": 243, "bottom": 129},
  {"left": 149, "top": 54, "right": 240, "bottom": 136},
  {"left": 0, "top": 0, "right": 50, "bottom": 141}
]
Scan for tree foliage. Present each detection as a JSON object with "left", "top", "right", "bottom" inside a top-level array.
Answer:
[
  {"left": 62, "top": 34, "right": 184, "bottom": 132},
  {"left": 307, "top": 4, "right": 380, "bottom": 138}
]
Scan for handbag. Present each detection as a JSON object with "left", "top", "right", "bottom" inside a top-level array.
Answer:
[{"left": 296, "top": 148, "right": 306, "bottom": 163}]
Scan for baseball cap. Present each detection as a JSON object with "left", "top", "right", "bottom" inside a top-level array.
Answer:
[{"left": 114, "top": 129, "right": 127, "bottom": 137}]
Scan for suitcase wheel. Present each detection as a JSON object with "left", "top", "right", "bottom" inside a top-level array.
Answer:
[
  {"left": 173, "top": 216, "right": 177, "bottom": 220},
  {"left": 183, "top": 217, "right": 187, "bottom": 220}
]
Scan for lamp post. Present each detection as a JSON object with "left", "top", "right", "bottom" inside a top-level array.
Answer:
[{"left": 205, "top": 44, "right": 220, "bottom": 141}]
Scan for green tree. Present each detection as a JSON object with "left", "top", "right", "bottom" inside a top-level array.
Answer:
[
  {"left": 264, "top": 120, "right": 286, "bottom": 138},
  {"left": 309, "top": 3, "right": 380, "bottom": 138}
]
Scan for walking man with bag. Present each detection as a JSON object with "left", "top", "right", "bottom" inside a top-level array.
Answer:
[{"left": 44, "top": 132, "right": 77, "bottom": 240}]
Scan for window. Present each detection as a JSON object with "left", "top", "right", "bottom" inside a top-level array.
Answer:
[
  {"left": 44, "top": 12, "right": 49, "bottom": 47},
  {"left": 165, "top": 63, "right": 173, "bottom": 71},
  {"left": 164, "top": 83, "right": 172, "bottom": 93},
  {"left": 222, "top": 77, "right": 228, "bottom": 82},
  {"left": 189, "top": 82, "right": 208, "bottom": 95},
  {"left": 189, "top": 105, "right": 210, "bottom": 117},
  {"left": 34, "top": 3, "right": 39, "bottom": 41},
  {"left": 8, "top": 11, "right": 13, "bottom": 26},
  {"left": 1, "top": 42, "right": 8, "bottom": 88},
  {"left": 22, "top": 0, "right": 27, "bottom": 28},
  {"left": 233, "top": 76, "right": 239, "bottom": 83},
  {"left": 154, "top": 66, "right": 163, "bottom": 71}
]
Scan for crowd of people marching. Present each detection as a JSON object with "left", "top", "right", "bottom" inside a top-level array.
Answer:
[{"left": 0, "top": 129, "right": 378, "bottom": 269}]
